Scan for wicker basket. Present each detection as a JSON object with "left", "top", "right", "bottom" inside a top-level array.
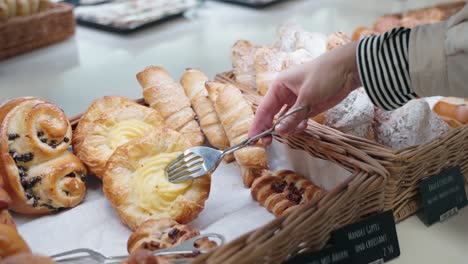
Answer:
[
  {"left": 0, "top": 2, "right": 75, "bottom": 61},
  {"left": 69, "top": 88, "right": 387, "bottom": 264},
  {"left": 216, "top": 71, "right": 468, "bottom": 225}
]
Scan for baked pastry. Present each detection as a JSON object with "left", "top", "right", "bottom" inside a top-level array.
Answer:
[
  {"left": 180, "top": 69, "right": 230, "bottom": 150},
  {"left": 103, "top": 128, "right": 210, "bottom": 230},
  {"left": 136, "top": 66, "right": 204, "bottom": 147},
  {"left": 294, "top": 30, "right": 327, "bottom": 57},
  {"left": 282, "top": 49, "right": 315, "bottom": 70},
  {"left": 0, "top": 97, "right": 86, "bottom": 214},
  {"left": 0, "top": 210, "right": 15, "bottom": 227},
  {"left": 373, "top": 15, "right": 401, "bottom": 33},
  {"left": 273, "top": 22, "right": 302, "bottom": 52},
  {"left": 433, "top": 97, "right": 468, "bottom": 128},
  {"left": 73, "top": 96, "right": 135, "bottom": 156},
  {"left": 322, "top": 88, "right": 375, "bottom": 139},
  {"left": 77, "top": 101, "right": 164, "bottom": 178},
  {"left": 123, "top": 249, "right": 172, "bottom": 264},
  {"left": 0, "top": 223, "right": 31, "bottom": 259},
  {"left": 407, "top": 7, "right": 444, "bottom": 24},
  {"left": 2, "top": 253, "right": 56, "bottom": 264},
  {"left": 326, "top": 31, "right": 351, "bottom": 51},
  {"left": 127, "top": 219, "right": 217, "bottom": 254},
  {"left": 205, "top": 82, "right": 268, "bottom": 187},
  {"left": 374, "top": 99, "right": 451, "bottom": 149},
  {"left": 251, "top": 170, "right": 325, "bottom": 217},
  {"left": 352, "top": 26, "right": 378, "bottom": 41},
  {"left": 254, "top": 47, "right": 287, "bottom": 96},
  {"left": 230, "top": 40, "right": 258, "bottom": 89}
]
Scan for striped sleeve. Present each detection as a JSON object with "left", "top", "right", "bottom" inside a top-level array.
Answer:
[{"left": 356, "top": 27, "right": 418, "bottom": 111}]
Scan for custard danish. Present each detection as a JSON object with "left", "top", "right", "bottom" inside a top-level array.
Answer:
[
  {"left": 205, "top": 82, "right": 268, "bottom": 187},
  {"left": 136, "top": 66, "right": 204, "bottom": 147},
  {"left": 103, "top": 128, "right": 210, "bottom": 230},
  {"left": 0, "top": 97, "right": 86, "bottom": 214}
]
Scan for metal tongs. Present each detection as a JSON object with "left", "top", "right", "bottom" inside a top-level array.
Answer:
[
  {"left": 51, "top": 233, "right": 225, "bottom": 264},
  {"left": 166, "top": 105, "right": 311, "bottom": 183}
]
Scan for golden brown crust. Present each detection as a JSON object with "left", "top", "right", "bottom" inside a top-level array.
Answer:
[
  {"left": 180, "top": 69, "right": 230, "bottom": 150},
  {"left": 137, "top": 66, "right": 204, "bottom": 147},
  {"left": 326, "top": 31, "right": 351, "bottom": 51},
  {"left": 2, "top": 253, "right": 55, "bottom": 264},
  {"left": 73, "top": 96, "right": 136, "bottom": 156},
  {"left": 433, "top": 97, "right": 468, "bottom": 128},
  {"left": 0, "top": 223, "right": 31, "bottom": 259},
  {"left": 0, "top": 97, "right": 86, "bottom": 214},
  {"left": 127, "top": 218, "right": 216, "bottom": 255},
  {"left": 103, "top": 128, "right": 210, "bottom": 231},
  {"left": 253, "top": 47, "right": 286, "bottom": 96},
  {"left": 0, "top": 210, "right": 15, "bottom": 228},
  {"left": 206, "top": 82, "right": 268, "bottom": 187},
  {"left": 77, "top": 102, "right": 164, "bottom": 178},
  {"left": 251, "top": 170, "right": 325, "bottom": 217}
]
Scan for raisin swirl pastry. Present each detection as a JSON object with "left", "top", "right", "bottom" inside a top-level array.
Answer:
[
  {"left": 127, "top": 219, "right": 217, "bottom": 255},
  {"left": 103, "top": 128, "right": 210, "bottom": 230},
  {"left": 251, "top": 170, "right": 325, "bottom": 217},
  {"left": 205, "top": 82, "right": 268, "bottom": 187},
  {"left": 76, "top": 98, "right": 164, "bottom": 178},
  {"left": 136, "top": 66, "right": 204, "bottom": 147},
  {"left": 0, "top": 97, "right": 86, "bottom": 214}
]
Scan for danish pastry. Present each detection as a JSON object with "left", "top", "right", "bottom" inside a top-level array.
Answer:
[
  {"left": 77, "top": 101, "right": 164, "bottom": 178},
  {"left": 205, "top": 82, "right": 268, "bottom": 187},
  {"left": 251, "top": 170, "right": 325, "bottom": 217},
  {"left": 136, "top": 66, "right": 204, "bottom": 147},
  {"left": 0, "top": 97, "right": 86, "bottom": 214},
  {"left": 180, "top": 69, "right": 230, "bottom": 151},
  {"left": 73, "top": 96, "right": 135, "bottom": 156},
  {"left": 127, "top": 219, "right": 216, "bottom": 254},
  {"left": 254, "top": 47, "right": 287, "bottom": 96},
  {"left": 103, "top": 128, "right": 210, "bottom": 230},
  {"left": 231, "top": 40, "right": 258, "bottom": 89}
]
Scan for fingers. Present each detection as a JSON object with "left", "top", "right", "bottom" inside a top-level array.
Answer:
[{"left": 275, "top": 99, "right": 311, "bottom": 135}]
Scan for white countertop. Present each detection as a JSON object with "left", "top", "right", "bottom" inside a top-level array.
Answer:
[{"left": 1, "top": 0, "right": 467, "bottom": 263}]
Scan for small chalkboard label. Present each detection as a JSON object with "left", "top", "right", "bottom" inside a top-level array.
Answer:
[
  {"left": 331, "top": 210, "right": 400, "bottom": 263},
  {"left": 419, "top": 167, "right": 467, "bottom": 225},
  {"left": 283, "top": 244, "right": 351, "bottom": 264}
]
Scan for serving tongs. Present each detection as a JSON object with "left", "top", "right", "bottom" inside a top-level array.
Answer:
[{"left": 51, "top": 233, "right": 225, "bottom": 264}]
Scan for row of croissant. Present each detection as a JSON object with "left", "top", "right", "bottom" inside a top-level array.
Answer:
[{"left": 0, "top": 65, "right": 326, "bottom": 262}]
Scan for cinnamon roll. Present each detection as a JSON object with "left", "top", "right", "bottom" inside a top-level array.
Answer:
[{"left": 0, "top": 97, "right": 86, "bottom": 214}]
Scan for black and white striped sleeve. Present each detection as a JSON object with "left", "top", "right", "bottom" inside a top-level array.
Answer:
[{"left": 356, "top": 27, "right": 418, "bottom": 111}]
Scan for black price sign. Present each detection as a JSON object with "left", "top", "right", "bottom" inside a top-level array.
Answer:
[
  {"left": 283, "top": 244, "right": 351, "bottom": 264},
  {"left": 419, "top": 166, "right": 467, "bottom": 225},
  {"left": 331, "top": 210, "right": 400, "bottom": 263}
]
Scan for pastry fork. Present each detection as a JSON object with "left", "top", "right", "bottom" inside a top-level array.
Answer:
[
  {"left": 167, "top": 106, "right": 311, "bottom": 183},
  {"left": 51, "top": 233, "right": 225, "bottom": 264}
]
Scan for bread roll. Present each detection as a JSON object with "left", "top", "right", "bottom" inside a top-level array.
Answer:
[
  {"left": 273, "top": 22, "right": 302, "bottom": 52},
  {"left": 136, "top": 66, "right": 204, "bottom": 147},
  {"left": 180, "top": 69, "right": 229, "bottom": 150},
  {"left": 433, "top": 97, "right": 468, "bottom": 128},
  {"left": 206, "top": 82, "right": 268, "bottom": 187},
  {"left": 254, "top": 47, "right": 287, "bottom": 96},
  {"left": 0, "top": 97, "right": 86, "bottom": 214},
  {"left": 231, "top": 40, "right": 258, "bottom": 89}
]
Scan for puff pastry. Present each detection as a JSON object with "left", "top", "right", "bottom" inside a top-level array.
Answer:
[
  {"left": 0, "top": 97, "right": 86, "bottom": 214},
  {"left": 73, "top": 96, "right": 136, "bottom": 156},
  {"left": 180, "top": 69, "right": 229, "bottom": 151},
  {"left": 127, "top": 219, "right": 216, "bottom": 254},
  {"left": 103, "top": 128, "right": 210, "bottom": 230},
  {"left": 77, "top": 101, "right": 164, "bottom": 178},
  {"left": 205, "top": 82, "right": 268, "bottom": 187},
  {"left": 254, "top": 47, "right": 287, "bottom": 96},
  {"left": 230, "top": 40, "right": 258, "bottom": 89},
  {"left": 251, "top": 170, "right": 325, "bottom": 217},
  {"left": 0, "top": 223, "right": 31, "bottom": 259},
  {"left": 136, "top": 66, "right": 204, "bottom": 147}
]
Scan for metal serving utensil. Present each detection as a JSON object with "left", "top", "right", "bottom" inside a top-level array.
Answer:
[
  {"left": 51, "top": 233, "right": 225, "bottom": 264},
  {"left": 166, "top": 105, "right": 311, "bottom": 183}
]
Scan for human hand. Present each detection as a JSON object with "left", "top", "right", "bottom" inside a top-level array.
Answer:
[{"left": 249, "top": 42, "right": 361, "bottom": 145}]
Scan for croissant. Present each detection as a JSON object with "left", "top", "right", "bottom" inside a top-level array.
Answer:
[
  {"left": 254, "top": 47, "right": 287, "bottom": 96},
  {"left": 127, "top": 219, "right": 216, "bottom": 255},
  {"left": 136, "top": 66, "right": 204, "bottom": 147},
  {"left": 251, "top": 170, "right": 325, "bottom": 217},
  {"left": 0, "top": 223, "right": 31, "bottom": 259},
  {"left": 180, "top": 69, "right": 230, "bottom": 151},
  {"left": 75, "top": 97, "right": 164, "bottom": 178},
  {"left": 205, "top": 82, "right": 268, "bottom": 187},
  {"left": 230, "top": 40, "right": 258, "bottom": 89},
  {"left": 0, "top": 97, "right": 86, "bottom": 214}
]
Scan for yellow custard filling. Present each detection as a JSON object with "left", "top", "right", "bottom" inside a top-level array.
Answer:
[
  {"left": 108, "top": 119, "right": 154, "bottom": 150},
  {"left": 132, "top": 152, "right": 192, "bottom": 215}
]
